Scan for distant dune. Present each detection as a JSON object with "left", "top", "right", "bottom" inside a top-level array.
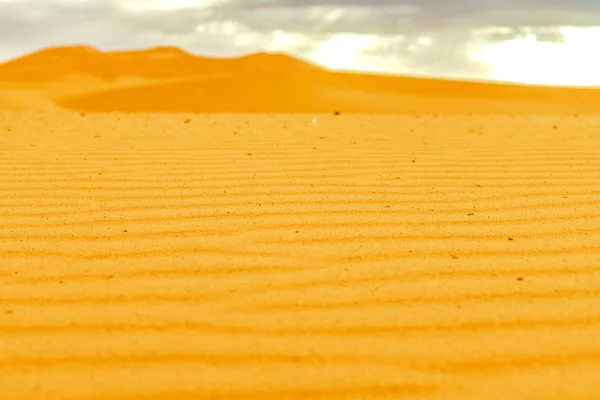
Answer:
[{"left": 2, "top": 45, "right": 600, "bottom": 113}]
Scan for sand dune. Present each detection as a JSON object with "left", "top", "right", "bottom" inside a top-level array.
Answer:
[
  {"left": 0, "top": 46, "right": 321, "bottom": 89},
  {"left": 2, "top": 45, "right": 600, "bottom": 113},
  {"left": 1, "top": 110, "right": 600, "bottom": 399}
]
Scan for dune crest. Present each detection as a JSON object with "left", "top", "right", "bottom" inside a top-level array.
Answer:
[
  {"left": 0, "top": 45, "right": 228, "bottom": 83},
  {"left": 141, "top": 45, "right": 194, "bottom": 59}
]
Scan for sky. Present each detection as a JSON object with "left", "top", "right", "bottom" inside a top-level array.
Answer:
[{"left": 1, "top": 0, "right": 600, "bottom": 85}]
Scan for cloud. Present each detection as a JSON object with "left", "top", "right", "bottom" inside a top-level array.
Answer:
[{"left": 1, "top": 0, "right": 600, "bottom": 84}]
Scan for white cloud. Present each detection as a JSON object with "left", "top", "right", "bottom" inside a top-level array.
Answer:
[
  {"left": 311, "top": 34, "right": 378, "bottom": 69},
  {"left": 264, "top": 30, "right": 309, "bottom": 52},
  {"left": 472, "top": 26, "right": 600, "bottom": 85}
]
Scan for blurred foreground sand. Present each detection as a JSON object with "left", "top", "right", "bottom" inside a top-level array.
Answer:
[{"left": 1, "top": 111, "right": 600, "bottom": 400}]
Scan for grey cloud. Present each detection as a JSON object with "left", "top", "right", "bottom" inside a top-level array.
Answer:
[
  {"left": 207, "top": 5, "right": 418, "bottom": 35},
  {"left": 0, "top": 0, "right": 238, "bottom": 57},
  {"left": 230, "top": 0, "right": 600, "bottom": 17},
  {"left": 221, "top": 0, "right": 600, "bottom": 30},
  {"left": 0, "top": 1, "right": 128, "bottom": 47},
  {"left": 199, "top": 0, "right": 599, "bottom": 51},
  {"left": 483, "top": 26, "right": 567, "bottom": 44}
]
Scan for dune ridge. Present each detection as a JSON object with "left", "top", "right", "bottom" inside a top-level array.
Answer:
[{"left": 2, "top": 45, "right": 600, "bottom": 113}]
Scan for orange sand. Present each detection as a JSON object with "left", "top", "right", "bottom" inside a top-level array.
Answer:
[{"left": 1, "top": 46, "right": 600, "bottom": 400}]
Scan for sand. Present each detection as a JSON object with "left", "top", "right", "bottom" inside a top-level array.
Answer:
[{"left": 1, "top": 46, "right": 600, "bottom": 399}]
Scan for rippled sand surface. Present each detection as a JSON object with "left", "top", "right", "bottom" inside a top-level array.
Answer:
[{"left": 1, "top": 111, "right": 600, "bottom": 399}]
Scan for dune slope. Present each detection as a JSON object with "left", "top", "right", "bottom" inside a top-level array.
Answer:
[
  {"left": 1, "top": 111, "right": 600, "bottom": 399},
  {"left": 55, "top": 69, "right": 350, "bottom": 113},
  {"left": 54, "top": 73, "right": 600, "bottom": 114}
]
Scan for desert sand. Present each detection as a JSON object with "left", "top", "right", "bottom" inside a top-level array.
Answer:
[{"left": 1, "top": 46, "right": 600, "bottom": 400}]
